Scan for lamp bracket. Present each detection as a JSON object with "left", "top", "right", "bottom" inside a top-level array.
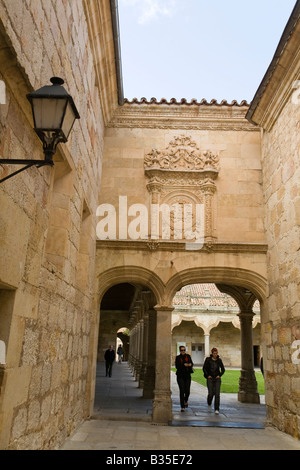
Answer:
[{"left": 0, "top": 158, "right": 53, "bottom": 183}]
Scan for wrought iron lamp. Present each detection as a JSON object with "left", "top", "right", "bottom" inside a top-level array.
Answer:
[{"left": 0, "top": 77, "right": 80, "bottom": 183}]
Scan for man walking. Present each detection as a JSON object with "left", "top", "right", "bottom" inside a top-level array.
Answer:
[
  {"left": 117, "top": 344, "right": 124, "bottom": 363},
  {"left": 104, "top": 345, "right": 115, "bottom": 377},
  {"left": 203, "top": 347, "right": 225, "bottom": 414},
  {"left": 175, "top": 346, "right": 194, "bottom": 412}
]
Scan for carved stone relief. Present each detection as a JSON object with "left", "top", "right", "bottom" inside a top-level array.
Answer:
[{"left": 144, "top": 135, "right": 219, "bottom": 246}]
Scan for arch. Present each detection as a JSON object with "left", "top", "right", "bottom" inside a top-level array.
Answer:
[
  {"left": 171, "top": 314, "right": 205, "bottom": 331},
  {"left": 165, "top": 267, "right": 268, "bottom": 306},
  {"left": 97, "top": 265, "right": 165, "bottom": 306},
  {"left": 171, "top": 308, "right": 244, "bottom": 333}
]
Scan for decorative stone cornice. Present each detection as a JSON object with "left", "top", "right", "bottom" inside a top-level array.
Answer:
[
  {"left": 96, "top": 239, "right": 268, "bottom": 253},
  {"left": 108, "top": 102, "right": 259, "bottom": 132}
]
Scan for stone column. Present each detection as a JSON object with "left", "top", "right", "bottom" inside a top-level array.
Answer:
[
  {"left": 136, "top": 319, "right": 144, "bottom": 382},
  {"left": 204, "top": 333, "right": 210, "bottom": 358},
  {"left": 238, "top": 311, "right": 260, "bottom": 403},
  {"left": 128, "top": 325, "right": 135, "bottom": 371},
  {"left": 134, "top": 322, "right": 139, "bottom": 379},
  {"left": 143, "top": 308, "right": 156, "bottom": 398},
  {"left": 136, "top": 301, "right": 144, "bottom": 381},
  {"left": 139, "top": 312, "right": 148, "bottom": 389},
  {"left": 152, "top": 306, "right": 173, "bottom": 423},
  {"left": 129, "top": 320, "right": 138, "bottom": 373},
  {"left": 216, "top": 284, "right": 260, "bottom": 404}
]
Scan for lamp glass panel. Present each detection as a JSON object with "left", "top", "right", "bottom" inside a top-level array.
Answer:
[
  {"left": 61, "top": 101, "right": 76, "bottom": 139},
  {"left": 32, "top": 98, "right": 67, "bottom": 130}
]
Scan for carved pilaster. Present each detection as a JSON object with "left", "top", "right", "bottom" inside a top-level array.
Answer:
[{"left": 201, "top": 176, "right": 217, "bottom": 244}]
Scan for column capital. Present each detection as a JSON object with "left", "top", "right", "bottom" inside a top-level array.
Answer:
[
  {"left": 154, "top": 305, "right": 174, "bottom": 312},
  {"left": 238, "top": 310, "right": 255, "bottom": 322}
]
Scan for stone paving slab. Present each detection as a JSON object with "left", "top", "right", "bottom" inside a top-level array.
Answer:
[
  {"left": 60, "top": 362, "right": 300, "bottom": 451},
  {"left": 60, "top": 418, "right": 300, "bottom": 451},
  {"left": 170, "top": 420, "right": 264, "bottom": 429}
]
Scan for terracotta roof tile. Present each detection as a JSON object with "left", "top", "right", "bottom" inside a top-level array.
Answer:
[
  {"left": 173, "top": 284, "right": 260, "bottom": 310},
  {"left": 123, "top": 97, "right": 250, "bottom": 106}
]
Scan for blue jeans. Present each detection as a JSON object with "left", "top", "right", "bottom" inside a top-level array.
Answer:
[{"left": 207, "top": 377, "right": 221, "bottom": 410}]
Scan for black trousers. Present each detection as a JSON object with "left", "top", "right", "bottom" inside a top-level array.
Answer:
[
  {"left": 177, "top": 375, "right": 191, "bottom": 408},
  {"left": 207, "top": 377, "right": 221, "bottom": 410},
  {"left": 105, "top": 361, "right": 113, "bottom": 377}
]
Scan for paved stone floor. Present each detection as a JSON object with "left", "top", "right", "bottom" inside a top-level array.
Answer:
[{"left": 60, "top": 362, "right": 300, "bottom": 451}]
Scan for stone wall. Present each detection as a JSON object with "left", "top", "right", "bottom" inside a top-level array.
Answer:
[
  {"left": 101, "top": 105, "right": 265, "bottom": 246},
  {"left": 1, "top": 0, "right": 295, "bottom": 448},
  {"left": 244, "top": 1, "right": 300, "bottom": 439},
  {"left": 0, "top": 0, "right": 113, "bottom": 450},
  {"left": 261, "top": 94, "right": 300, "bottom": 438}
]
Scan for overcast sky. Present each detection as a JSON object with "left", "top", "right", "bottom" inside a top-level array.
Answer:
[{"left": 118, "top": 0, "right": 296, "bottom": 103}]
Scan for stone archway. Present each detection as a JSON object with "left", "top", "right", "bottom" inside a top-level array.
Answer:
[
  {"left": 96, "top": 265, "right": 165, "bottom": 306},
  {"left": 165, "top": 268, "right": 267, "bottom": 403},
  {"left": 91, "top": 259, "right": 268, "bottom": 423},
  {"left": 171, "top": 283, "right": 249, "bottom": 366},
  {"left": 153, "top": 267, "right": 267, "bottom": 418},
  {"left": 165, "top": 266, "right": 268, "bottom": 306},
  {"left": 87, "top": 266, "right": 165, "bottom": 416}
]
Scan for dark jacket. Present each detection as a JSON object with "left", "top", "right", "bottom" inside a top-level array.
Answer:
[
  {"left": 175, "top": 353, "right": 194, "bottom": 378},
  {"left": 104, "top": 348, "right": 115, "bottom": 363},
  {"left": 203, "top": 355, "right": 225, "bottom": 379}
]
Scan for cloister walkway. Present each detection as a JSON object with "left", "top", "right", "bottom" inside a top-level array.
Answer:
[
  {"left": 93, "top": 361, "right": 266, "bottom": 427},
  {"left": 60, "top": 362, "right": 300, "bottom": 450}
]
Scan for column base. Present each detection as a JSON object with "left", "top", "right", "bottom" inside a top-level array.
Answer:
[
  {"left": 139, "top": 362, "right": 148, "bottom": 389},
  {"left": 238, "top": 369, "right": 260, "bottom": 404},
  {"left": 152, "top": 390, "right": 172, "bottom": 423},
  {"left": 238, "top": 391, "right": 260, "bottom": 403},
  {"left": 143, "top": 389, "right": 154, "bottom": 399}
]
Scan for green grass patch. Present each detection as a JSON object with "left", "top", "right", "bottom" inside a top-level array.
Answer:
[{"left": 171, "top": 369, "right": 265, "bottom": 394}]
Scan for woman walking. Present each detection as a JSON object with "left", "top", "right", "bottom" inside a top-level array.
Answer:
[
  {"left": 175, "top": 346, "right": 194, "bottom": 412},
  {"left": 203, "top": 348, "right": 225, "bottom": 414}
]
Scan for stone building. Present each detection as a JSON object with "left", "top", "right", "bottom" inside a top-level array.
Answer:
[
  {"left": 0, "top": 0, "right": 118, "bottom": 450},
  {"left": 0, "top": 0, "right": 299, "bottom": 449},
  {"left": 246, "top": 2, "right": 300, "bottom": 437}
]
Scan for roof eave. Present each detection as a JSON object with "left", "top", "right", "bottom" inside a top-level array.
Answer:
[
  {"left": 246, "top": 0, "right": 300, "bottom": 126},
  {"left": 110, "top": 0, "right": 124, "bottom": 106}
]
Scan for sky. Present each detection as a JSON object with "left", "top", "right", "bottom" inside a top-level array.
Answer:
[{"left": 118, "top": 0, "right": 297, "bottom": 103}]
